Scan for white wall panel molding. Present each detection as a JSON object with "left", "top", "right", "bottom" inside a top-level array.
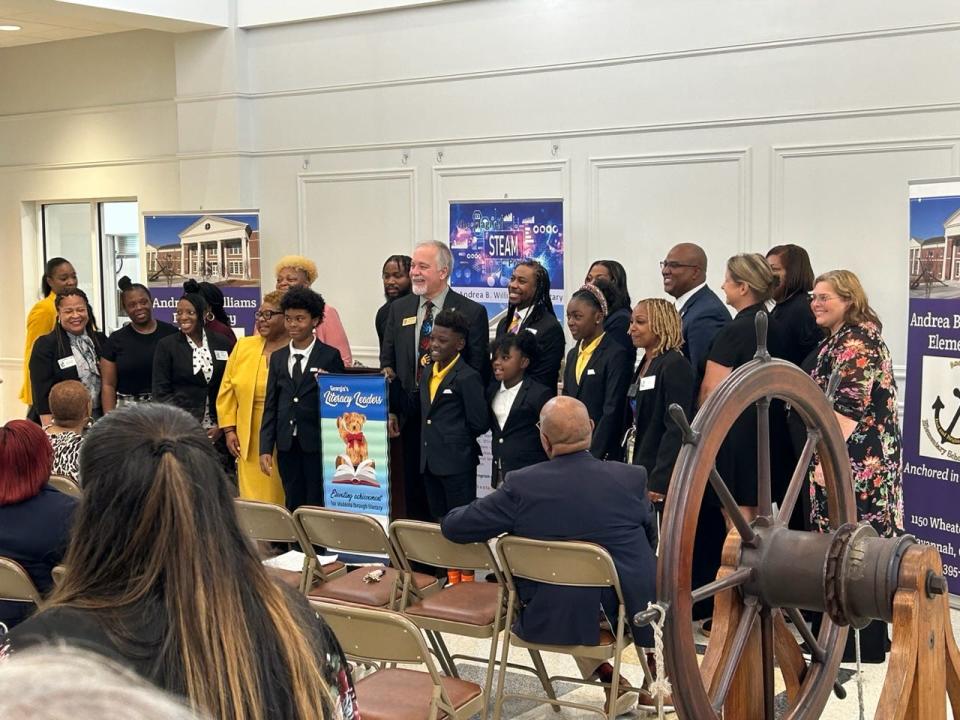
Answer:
[
  {"left": 589, "top": 149, "right": 752, "bottom": 254},
  {"left": 297, "top": 167, "right": 418, "bottom": 253},
  {"left": 0, "top": 155, "right": 180, "bottom": 174},
  {"left": 0, "top": 99, "right": 174, "bottom": 123},
  {"left": 350, "top": 345, "right": 382, "bottom": 369},
  {"left": 177, "top": 21, "right": 960, "bottom": 104},
  {"left": 769, "top": 137, "right": 960, "bottom": 245}
]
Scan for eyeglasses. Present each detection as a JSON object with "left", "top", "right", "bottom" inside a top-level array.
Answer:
[
  {"left": 660, "top": 261, "right": 700, "bottom": 271},
  {"left": 255, "top": 310, "right": 282, "bottom": 320},
  {"left": 535, "top": 420, "right": 543, "bottom": 432},
  {"left": 808, "top": 293, "right": 840, "bottom": 304}
]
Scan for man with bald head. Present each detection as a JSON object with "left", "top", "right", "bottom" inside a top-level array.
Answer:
[
  {"left": 661, "top": 242, "right": 729, "bottom": 377},
  {"left": 442, "top": 396, "right": 659, "bottom": 710}
]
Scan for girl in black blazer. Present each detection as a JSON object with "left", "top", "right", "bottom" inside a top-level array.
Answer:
[
  {"left": 624, "top": 299, "right": 694, "bottom": 500},
  {"left": 152, "top": 283, "right": 232, "bottom": 439},
  {"left": 562, "top": 284, "right": 632, "bottom": 461},
  {"left": 488, "top": 331, "right": 551, "bottom": 487},
  {"left": 29, "top": 288, "right": 107, "bottom": 425}
]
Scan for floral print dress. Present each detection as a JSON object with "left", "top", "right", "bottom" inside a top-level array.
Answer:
[{"left": 809, "top": 322, "right": 903, "bottom": 536}]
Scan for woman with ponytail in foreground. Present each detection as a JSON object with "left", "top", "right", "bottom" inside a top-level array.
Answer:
[{"left": 4, "top": 403, "right": 359, "bottom": 720}]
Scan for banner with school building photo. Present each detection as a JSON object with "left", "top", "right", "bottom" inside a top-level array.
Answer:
[
  {"left": 318, "top": 374, "right": 391, "bottom": 530},
  {"left": 903, "top": 178, "right": 960, "bottom": 593},
  {"left": 143, "top": 211, "right": 262, "bottom": 335}
]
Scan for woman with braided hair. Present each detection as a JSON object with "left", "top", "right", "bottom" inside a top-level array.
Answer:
[
  {"left": 561, "top": 283, "right": 632, "bottom": 461},
  {"left": 494, "top": 259, "right": 565, "bottom": 391},
  {"left": 624, "top": 298, "right": 694, "bottom": 502}
]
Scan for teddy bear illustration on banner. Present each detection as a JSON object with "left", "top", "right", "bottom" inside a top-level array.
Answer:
[{"left": 333, "top": 411, "right": 380, "bottom": 487}]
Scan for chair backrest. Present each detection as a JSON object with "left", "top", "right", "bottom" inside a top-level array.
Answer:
[
  {"left": 390, "top": 520, "right": 499, "bottom": 576},
  {"left": 495, "top": 536, "right": 624, "bottom": 601},
  {"left": 48, "top": 474, "right": 81, "bottom": 498},
  {"left": 234, "top": 499, "right": 313, "bottom": 554},
  {"left": 0, "top": 557, "right": 41, "bottom": 604},
  {"left": 294, "top": 507, "right": 395, "bottom": 561},
  {"left": 312, "top": 600, "right": 431, "bottom": 665},
  {"left": 51, "top": 565, "right": 67, "bottom": 588}
]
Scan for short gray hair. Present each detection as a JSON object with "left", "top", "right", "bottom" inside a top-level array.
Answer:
[
  {"left": 416, "top": 241, "right": 452, "bottom": 273},
  {"left": 0, "top": 644, "right": 204, "bottom": 719}
]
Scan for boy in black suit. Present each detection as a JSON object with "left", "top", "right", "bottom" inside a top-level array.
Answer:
[
  {"left": 419, "top": 309, "right": 488, "bottom": 583},
  {"left": 488, "top": 331, "right": 551, "bottom": 488},
  {"left": 260, "top": 287, "right": 345, "bottom": 511}
]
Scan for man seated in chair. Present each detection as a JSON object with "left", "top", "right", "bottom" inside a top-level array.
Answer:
[{"left": 441, "top": 395, "right": 668, "bottom": 711}]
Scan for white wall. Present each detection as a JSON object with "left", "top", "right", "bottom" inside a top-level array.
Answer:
[{"left": 1, "top": 0, "right": 960, "bottom": 416}]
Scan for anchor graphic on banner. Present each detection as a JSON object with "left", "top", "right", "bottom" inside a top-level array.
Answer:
[{"left": 932, "top": 388, "right": 960, "bottom": 445}]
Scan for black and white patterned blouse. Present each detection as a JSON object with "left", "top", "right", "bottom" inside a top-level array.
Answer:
[{"left": 47, "top": 430, "right": 83, "bottom": 484}]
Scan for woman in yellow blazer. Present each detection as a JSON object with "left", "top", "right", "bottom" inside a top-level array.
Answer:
[
  {"left": 20, "top": 258, "right": 77, "bottom": 419},
  {"left": 216, "top": 290, "right": 287, "bottom": 503}
]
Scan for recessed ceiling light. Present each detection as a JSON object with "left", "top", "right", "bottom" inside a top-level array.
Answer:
[{"left": 0, "top": 25, "right": 22, "bottom": 31}]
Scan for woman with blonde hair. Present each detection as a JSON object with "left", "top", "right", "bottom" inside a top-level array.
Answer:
[
  {"left": 275, "top": 255, "right": 352, "bottom": 366},
  {"left": 624, "top": 298, "right": 694, "bottom": 502},
  {"left": 5, "top": 403, "right": 359, "bottom": 720},
  {"left": 216, "top": 290, "right": 287, "bottom": 504}
]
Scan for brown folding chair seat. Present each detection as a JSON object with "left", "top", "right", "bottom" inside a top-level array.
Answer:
[
  {"left": 313, "top": 600, "right": 484, "bottom": 720},
  {"left": 0, "top": 557, "right": 41, "bottom": 610},
  {"left": 48, "top": 474, "right": 81, "bottom": 498},
  {"left": 294, "top": 507, "right": 439, "bottom": 609},
  {"left": 234, "top": 499, "right": 345, "bottom": 592}
]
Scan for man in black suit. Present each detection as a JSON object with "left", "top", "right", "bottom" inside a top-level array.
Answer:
[
  {"left": 260, "top": 287, "right": 345, "bottom": 511},
  {"left": 442, "top": 396, "right": 661, "bottom": 710},
  {"left": 661, "top": 242, "right": 730, "bottom": 378},
  {"left": 380, "top": 240, "right": 489, "bottom": 520}
]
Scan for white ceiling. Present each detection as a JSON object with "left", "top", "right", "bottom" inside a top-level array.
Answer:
[{"left": 0, "top": 0, "right": 221, "bottom": 48}]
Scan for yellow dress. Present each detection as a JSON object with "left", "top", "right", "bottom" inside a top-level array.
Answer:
[
  {"left": 216, "top": 337, "right": 285, "bottom": 504},
  {"left": 20, "top": 293, "right": 57, "bottom": 406}
]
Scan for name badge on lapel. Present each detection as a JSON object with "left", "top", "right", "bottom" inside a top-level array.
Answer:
[
  {"left": 639, "top": 376, "right": 657, "bottom": 392},
  {"left": 57, "top": 356, "right": 77, "bottom": 370},
  {"left": 586, "top": 368, "right": 596, "bottom": 376},
  {"left": 214, "top": 350, "right": 229, "bottom": 361},
  {"left": 402, "top": 316, "right": 417, "bottom": 326}
]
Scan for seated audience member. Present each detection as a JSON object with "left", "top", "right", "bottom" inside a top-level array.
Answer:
[
  {"left": 0, "top": 646, "right": 201, "bottom": 720},
  {"left": 495, "top": 260, "right": 565, "bottom": 391},
  {"left": 44, "top": 380, "right": 91, "bottom": 484},
  {"left": 0, "top": 420, "right": 77, "bottom": 630},
  {"left": 585, "top": 260, "right": 635, "bottom": 355},
  {"left": 767, "top": 244, "right": 821, "bottom": 367},
  {"left": 5, "top": 404, "right": 359, "bottom": 720},
  {"left": 196, "top": 281, "right": 237, "bottom": 350},
  {"left": 488, "top": 331, "right": 551, "bottom": 488},
  {"left": 625, "top": 299, "right": 694, "bottom": 505},
  {"left": 260, "top": 287, "right": 345, "bottom": 511},
  {"left": 419, "top": 310, "right": 488, "bottom": 522},
  {"left": 442, "top": 396, "right": 664, "bottom": 711},
  {"left": 275, "top": 255, "right": 353, "bottom": 366},
  {"left": 562, "top": 284, "right": 632, "bottom": 461},
  {"left": 375, "top": 254, "right": 412, "bottom": 349}
]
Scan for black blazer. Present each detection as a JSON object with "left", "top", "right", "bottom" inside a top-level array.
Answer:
[
  {"left": 629, "top": 349, "right": 695, "bottom": 495},
  {"left": 418, "top": 359, "right": 489, "bottom": 475},
  {"left": 152, "top": 330, "right": 232, "bottom": 424},
  {"left": 772, "top": 290, "right": 823, "bottom": 367},
  {"left": 442, "top": 451, "right": 658, "bottom": 647},
  {"left": 260, "top": 341, "right": 345, "bottom": 455},
  {"left": 679, "top": 286, "right": 730, "bottom": 378},
  {"left": 494, "top": 309, "right": 565, "bottom": 391},
  {"left": 380, "top": 289, "right": 490, "bottom": 395},
  {"left": 487, "top": 378, "right": 551, "bottom": 487},
  {"left": 29, "top": 326, "right": 108, "bottom": 415},
  {"left": 562, "top": 334, "right": 632, "bottom": 461}
]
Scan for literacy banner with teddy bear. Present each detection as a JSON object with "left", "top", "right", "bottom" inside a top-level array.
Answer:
[{"left": 318, "top": 374, "right": 391, "bottom": 527}]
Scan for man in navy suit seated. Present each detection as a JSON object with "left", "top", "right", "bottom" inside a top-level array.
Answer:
[
  {"left": 661, "top": 242, "right": 730, "bottom": 379},
  {"left": 441, "top": 396, "right": 666, "bottom": 712}
]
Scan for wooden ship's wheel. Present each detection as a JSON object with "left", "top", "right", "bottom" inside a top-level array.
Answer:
[{"left": 650, "top": 314, "right": 960, "bottom": 719}]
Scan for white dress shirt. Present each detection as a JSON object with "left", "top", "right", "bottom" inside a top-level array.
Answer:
[
  {"left": 288, "top": 338, "right": 316, "bottom": 378},
  {"left": 492, "top": 380, "right": 523, "bottom": 428},
  {"left": 674, "top": 282, "right": 707, "bottom": 314}
]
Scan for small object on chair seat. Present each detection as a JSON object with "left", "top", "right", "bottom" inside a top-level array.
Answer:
[
  {"left": 356, "top": 667, "right": 481, "bottom": 720},
  {"left": 405, "top": 581, "right": 501, "bottom": 626},
  {"left": 309, "top": 566, "right": 436, "bottom": 606},
  {"left": 363, "top": 568, "right": 386, "bottom": 584}
]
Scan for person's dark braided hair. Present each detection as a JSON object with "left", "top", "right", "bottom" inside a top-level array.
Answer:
[
  {"left": 382, "top": 254, "right": 412, "bottom": 276},
  {"left": 53, "top": 287, "right": 101, "bottom": 355},
  {"left": 508, "top": 259, "right": 555, "bottom": 326},
  {"left": 181, "top": 280, "right": 209, "bottom": 331}
]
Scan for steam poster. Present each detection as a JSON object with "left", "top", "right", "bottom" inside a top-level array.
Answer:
[
  {"left": 448, "top": 200, "right": 564, "bottom": 321},
  {"left": 903, "top": 179, "right": 960, "bottom": 593}
]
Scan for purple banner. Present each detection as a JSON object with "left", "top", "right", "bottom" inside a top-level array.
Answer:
[{"left": 902, "top": 186, "right": 960, "bottom": 592}]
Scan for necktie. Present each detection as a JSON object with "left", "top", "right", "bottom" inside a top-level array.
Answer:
[
  {"left": 417, "top": 300, "right": 434, "bottom": 384},
  {"left": 292, "top": 353, "right": 304, "bottom": 384},
  {"left": 508, "top": 311, "right": 521, "bottom": 334}
]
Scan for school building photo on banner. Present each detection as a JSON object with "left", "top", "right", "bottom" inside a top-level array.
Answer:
[{"left": 143, "top": 212, "right": 262, "bottom": 334}]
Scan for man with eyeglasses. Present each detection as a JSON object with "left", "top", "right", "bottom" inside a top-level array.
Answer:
[{"left": 661, "top": 243, "right": 729, "bottom": 378}]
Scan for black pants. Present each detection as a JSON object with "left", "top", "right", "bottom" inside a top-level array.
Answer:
[
  {"left": 422, "top": 468, "right": 477, "bottom": 520},
  {"left": 277, "top": 437, "right": 323, "bottom": 512},
  {"left": 400, "top": 394, "right": 432, "bottom": 521}
]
